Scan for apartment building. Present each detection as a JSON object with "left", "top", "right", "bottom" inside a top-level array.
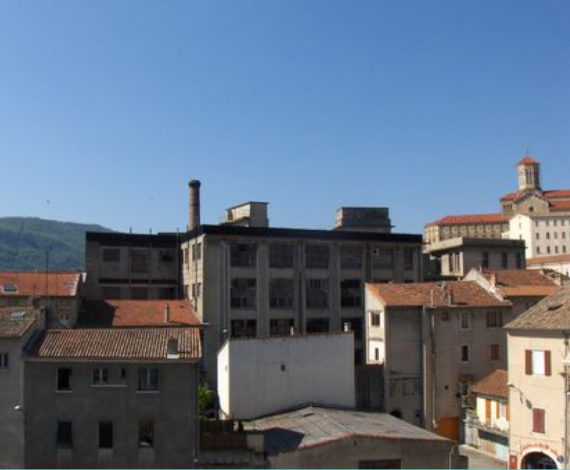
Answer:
[
  {"left": 0, "top": 271, "right": 84, "bottom": 328},
  {"left": 84, "top": 231, "right": 182, "bottom": 301},
  {"left": 0, "top": 307, "right": 44, "bottom": 469},
  {"left": 24, "top": 327, "right": 202, "bottom": 469},
  {"left": 509, "top": 214, "right": 570, "bottom": 259},
  {"left": 364, "top": 281, "right": 512, "bottom": 440},
  {"left": 505, "top": 283, "right": 570, "bottom": 470},
  {"left": 424, "top": 237, "right": 525, "bottom": 279},
  {"left": 424, "top": 214, "right": 510, "bottom": 246}
]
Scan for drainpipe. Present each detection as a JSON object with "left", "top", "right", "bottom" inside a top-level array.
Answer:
[
  {"left": 565, "top": 334, "right": 569, "bottom": 469},
  {"left": 420, "top": 305, "right": 426, "bottom": 427},
  {"left": 431, "top": 308, "right": 437, "bottom": 431}
]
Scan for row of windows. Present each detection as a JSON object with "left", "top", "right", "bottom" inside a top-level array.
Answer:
[
  {"left": 534, "top": 219, "right": 569, "bottom": 228},
  {"left": 535, "top": 231, "right": 570, "bottom": 240},
  {"left": 230, "top": 278, "right": 364, "bottom": 310},
  {"left": 367, "top": 310, "right": 504, "bottom": 330},
  {"left": 102, "top": 249, "right": 176, "bottom": 269},
  {"left": 460, "top": 343, "right": 501, "bottom": 362},
  {"left": 535, "top": 245, "right": 569, "bottom": 255},
  {"left": 228, "top": 243, "right": 416, "bottom": 271},
  {"left": 448, "top": 252, "right": 523, "bottom": 272},
  {"left": 56, "top": 420, "right": 154, "bottom": 449},
  {"left": 230, "top": 317, "right": 363, "bottom": 339},
  {"left": 56, "top": 367, "right": 159, "bottom": 392},
  {"left": 101, "top": 286, "right": 177, "bottom": 300}
]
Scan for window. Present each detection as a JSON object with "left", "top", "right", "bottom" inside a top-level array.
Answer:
[
  {"left": 341, "top": 279, "right": 361, "bottom": 308},
  {"left": 306, "top": 318, "right": 329, "bottom": 333},
  {"left": 231, "top": 278, "right": 256, "bottom": 309},
  {"left": 269, "top": 244, "right": 294, "bottom": 268},
  {"left": 482, "top": 252, "right": 489, "bottom": 269},
  {"left": 306, "top": 279, "right": 328, "bottom": 309},
  {"left": 0, "top": 353, "right": 8, "bottom": 370},
  {"left": 460, "top": 311, "right": 472, "bottom": 330},
  {"left": 270, "top": 279, "right": 294, "bottom": 309},
  {"left": 501, "top": 253, "right": 508, "bottom": 269},
  {"left": 370, "top": 311, "right": 381, "bottom": 327},
  {"left": 340, "top": 245, "right": 362, "bottom": 270},
  {"left": 131, "top": 287, "right": 149, "bottom": 300},
  {"left": 131, "top": 250, "right": 149, "bottom": 273},
  {"left": 93, "top": 368, "right": 109, "bottom": 386},
  {"left": 404, "top": 248, "right": 415, "bottom": 270},
  {"left": 270, "top": 318, "right": 294, "bottom": 336},
  {"left": 526, "top": 349, "right": 551, "bottom": 376},
  {"left": 102, "top": 248, "right": 121, "bottom": 263},
  {"left": 532, "top": 408, "right": 545, "bottom": 434},
  {"left": 546, "top": 232, "right": 550, "bottom": 240},
  {"left": 441, "top": 311, "right": 450, "bottom": 321},
  {"left": 536, "top": 247, "right": 541, "bottom": 254},
  {"left": 536, "top": 233, "right": 540, "bottom": 240},
  {"left": 305, "top": 245, "right": 329, "bottom": 269},
  {"left": 342, "top": 318, "right": 363, "bottom": 341},
  {"left": 372, "top": 248, "right": 394, "bottom": 270},
  {"left": 57, "top": 422, "right": 73, "bottom": 448},
  {"left": 1, "top": 283, "right": 18, "bottom": 294},
  {"left": 160, "top": 250, "right": 176, "bottom": 263},
  {"left": 139, "top": 421, "right": 154, "bottom": 448},
  {"left": 231, "top": 319, "right": 256, "bottom": 338},
  {"left": 57, "top": 368, "right": 72, "bottom": 391},
  {"left": 99, "top": 422, "right": 113, "bottom": 449},
  {"left": 516, "top": 253, "right": 523, "bottom": 269},
  {"left": 230, "top": 243, "right": 256, "bottom": 267},
  {"left": 192, "top": 243, "right": 202, "bottom": 261},
  {"left": 490, "top": 344, "right": 500, "bottom": 361},
  {"left": 460, "top": 344, "right": 470, "bottom": 363},
  {"left": 119, "top": 368, "right": 127, "bottom": 380},
  {"left": 486, "top": 311, "right": 503, "bottom": 328},
  {"left": 138, "top": 368, "right": 159, "bottom": 391}
]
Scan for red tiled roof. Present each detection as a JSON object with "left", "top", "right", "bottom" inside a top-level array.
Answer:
[
  {"left": 0, "top": 272, "right": 82, "bottom": 297},
  {"left": 0, "top": 307, "right": 37, "bottom": 338},
  {"left": 480, "top": 269, "right": 559, "bottom": 298},
  {"left": 428, "top": 213, "right": 509, "bottom": 227},
  {"left": 79, "top": 300, "right": 200, "bottom": 328},
  {"left": 550, "top": 200, "right": 570, "bottom": 211},
  {"left": 528, "top": 254, "right": 570, "bottom": 265},
  {"left": 471, "top": 370, "right": 508, "bottom": 399},
  {"left": 367, "top": 281, "right": 509, "bottom": 308},
  {"left": 518, "top": 155, "right": 539, "bottom": 166},
  {"left": 501, "top": 189, "right": 570, "bottom": 202},
  {"left": 32, "top": 328, "right": 201, "bottom": 360}
]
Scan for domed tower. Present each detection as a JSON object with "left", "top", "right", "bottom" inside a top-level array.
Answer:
[{"left": 517, "top": 155, "right": 541, "bottom": 192}]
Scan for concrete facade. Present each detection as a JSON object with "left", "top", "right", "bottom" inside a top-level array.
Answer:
[
  {"left": 182, "top": 225, "right": 423, "bottom": 384},
  {"left": 509, "top": 214, "right": 570, "bottom": 259},
  {"left": 84, "top": 232, "right": 182, "bottom": 301},
  {"left": 24, "top": 360, "right": 199, "bottom": 469},
  {"left": 217, "top": 333, "right": 355, "bottom": 420}
]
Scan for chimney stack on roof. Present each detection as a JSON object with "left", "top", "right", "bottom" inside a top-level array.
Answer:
[
  {"left": 164, "top": 302, "right": 170, "bottom": 324},
  {"left": 187, "top": 180, "right": 201, "bottom": 232}
]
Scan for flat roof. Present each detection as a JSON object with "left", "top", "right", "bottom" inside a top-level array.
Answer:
[{"left": 425, "top": 237, "right": 525, "bottom": 253}]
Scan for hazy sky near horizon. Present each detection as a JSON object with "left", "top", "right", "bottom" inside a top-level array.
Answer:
[{"left": 1, "top": 1, "right": 569, "bottom": 234}]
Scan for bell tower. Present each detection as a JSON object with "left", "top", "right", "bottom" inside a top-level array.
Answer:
[{"left": 517, "top": 155, "right": 541, "bottom": 192}]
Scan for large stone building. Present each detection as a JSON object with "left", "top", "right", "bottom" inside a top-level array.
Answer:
[
  {"left": 24, "top": 327, "right": 202, "bottom": 469},
  {"left": 424, "top": 214, "right": 510, "bottom": 246},
  {"left": 182, "top": 200, "right": 423, "bottom": 382},
  {"left": 505, "top": 282, "right": 570, "bottom": 469}
]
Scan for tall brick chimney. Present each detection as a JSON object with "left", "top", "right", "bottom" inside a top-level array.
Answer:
[{"left": 187, "top": 180, "right": 201, "bottom": 232}]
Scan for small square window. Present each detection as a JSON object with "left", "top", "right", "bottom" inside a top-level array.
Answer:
[
  {"left": 138, "top": 368, "right": 159, "bottom": 391},
  {"left": 93, "top": 368, "right": 109, "bottom": 386}
]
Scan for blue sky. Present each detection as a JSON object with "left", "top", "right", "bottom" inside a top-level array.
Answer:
[{"left": 1, "top": 1, "right": 569, "bottom": 234}]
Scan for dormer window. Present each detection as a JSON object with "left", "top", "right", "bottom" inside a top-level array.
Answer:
[{"left": 1, "top": 283, "right": 18, "bottom": 294}]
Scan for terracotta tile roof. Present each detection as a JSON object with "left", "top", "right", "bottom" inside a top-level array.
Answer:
[
  {"left": 480, "top": 269, "right": 559, "bottom": 298},
  {"left": 0, "top": 272, "right": 83, "bottom": 297},
  {"left": 31, "top": 328, "right": 201, "bottom": 361},
  {"left": 506, "top": 282, "right": 570, "bottom": 330},
  {"left": 79, "top": 300, "right": 200, "bottom": 328},
  {"left": 366, "top": 281, "right": 509, "bottom": 308},
  {"left": 501, "top": 189, "right": 570, "bottom": 202},
  {"left": 471, "top": 370, "right": 508, "bottom": 399},
  {"left": 550, "top": 200, "right": 570, "bottom": 211},
  {"left": 428, "top": 213, "right": 509, "bottom": 227},
  {"left": 528, "top": 254, "right": 570, "bottom": 265},
  {"left": 0, "top": 307, "right": 37, "bottom": 339},
  {"left": 518, "top": 155, "right": 539, "bottom": 166}
]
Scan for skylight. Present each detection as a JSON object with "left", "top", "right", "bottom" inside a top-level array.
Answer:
[{"left": 1, "top": 283, "right": 19, "bottom": 294}]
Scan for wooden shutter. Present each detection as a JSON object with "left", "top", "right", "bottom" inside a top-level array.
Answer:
[
  {"left": 496, "top": 400, "right": 500, "bottom": 419},
  {"left": 532, "top": 408, "right": 545, "bottom": 433},
  {"left": 485, "top": 399, "right": 492, "bottom": 423},
  {"left": 525, "top": 350, "right": 533, "bottom": 375},
  {"left": 506, "top": 403, "right": 510, "bottom": 421},
  {"left": 545, "top": 350, "right": 552, "bottom": 376}
]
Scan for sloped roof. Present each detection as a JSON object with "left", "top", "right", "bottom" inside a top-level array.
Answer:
[
  {"left": 0, "top": 272, "right": 83, "bottom": 297},
  {"left": 367, "top": 281, "right": 509, "bottom": 308},
  {"left": 471, "top": 370, "right": 508, "bottom": 399},
  {"left": 518, "top": 155, "right": 539, "bottom": 166},
  {"left": 0, "top": 307, "right": 37, "bottom": 339},
  {"left": 427, "top": 213, "right": 509, "bottom": 227},
  {"left": 79, "top": 300, "right": 200, "bottom": 328},
  {"left": 480, "top": 269, "right": 559, "bottom": 298},
  {"left": 244, "top": 406, "right": 449, "bottom": 454},
  {"left": 528, "top": 254, "right": 570, "bottom": 265},
  {"left": 501, "top": 189, "right": 570, "bottom": 202},
  {"left": 31, "top": 328, "right": 201, "bottom": 361},
  {"left": 506, "top": 282, "right": 570, "bottom": 330}
]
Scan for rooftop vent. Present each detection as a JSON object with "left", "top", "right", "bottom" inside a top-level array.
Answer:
[
  {"left": 548, "top": 302, "right": 563, "bottom": 311},
  {"left": 1, "top": 283, "right": 19, "bottom": 294}
]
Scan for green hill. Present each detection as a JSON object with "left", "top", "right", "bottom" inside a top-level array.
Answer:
[{"left": 0, "top": 217, "right": 112, "bottom": 271}]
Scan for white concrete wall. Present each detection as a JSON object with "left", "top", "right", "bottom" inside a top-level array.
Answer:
[
  {"left": 217, "top": 333, "right": 355, "bottom": 420},
  {"left": 510, "top": 214, "right": 570, "bottom": 258}
]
